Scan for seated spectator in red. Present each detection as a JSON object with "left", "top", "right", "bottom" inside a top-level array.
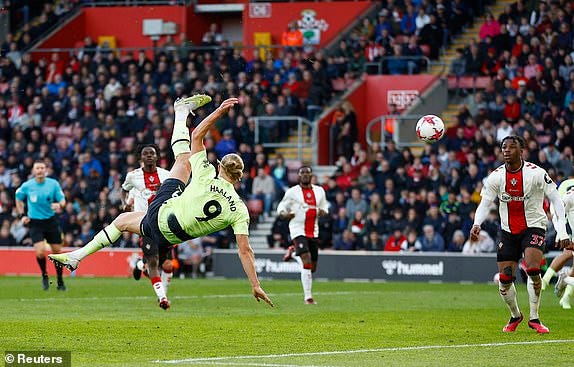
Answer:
[
  {"left": 503, "top": 93, "right": 521, "bottom": 123},
  {"left": 511, "top": 67, "right": 528, "bottom": 90},
  {"left": 479, "top": 12, "right": 500, "bottom": 40},
  {"left": 385, "top": 227, "right": 406, "bottom": 252}
]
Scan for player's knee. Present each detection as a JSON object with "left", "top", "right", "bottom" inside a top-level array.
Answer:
[
  {"left": 162, "top": 260, "right": 173, "bottom": 273},
  {"left": 499, "top": 266, "right": 514, "bottom": 284},
  {"left": 526, "top": 267, "right": 541, "bottom": 277}
]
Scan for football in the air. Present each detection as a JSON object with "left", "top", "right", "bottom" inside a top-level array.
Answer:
[{"left": 415, "top": 114, "right": 445, "bottom": 143}]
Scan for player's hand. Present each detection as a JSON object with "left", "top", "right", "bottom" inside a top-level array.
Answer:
[
  {"left": 557, "top": 238, "right": 573, "bottom": 250},
  {"left": 215, "top": 98, "right": 239, "bottom": 116},
  {"left": 469, "top": 225, "right": 481, "bottom": 242},
  {"left": 318, "top": 209, "right": 328, "bottom": 217},
  {"left": 50, "top": 203, "right": 62, "bottom": 212},
  {"left": 252, "top": 286, "right": 274, "bottom": 307}
]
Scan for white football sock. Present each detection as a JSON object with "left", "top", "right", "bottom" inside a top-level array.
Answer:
[
  {"left": 499, "top": 282, "right": 521, "bottom": 318},
  {"left": 161, "top": 271, "right": 173, "bottom": 293},
  {"left": 527, "top": 275, "right": 541, "bottom": 320},
  {"left": 301, "top": 268, "right": 313, "bottom": 300}
]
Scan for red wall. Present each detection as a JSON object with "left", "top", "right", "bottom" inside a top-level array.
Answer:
[
  {"left": 0, "top": 248, "right": 140, "bottom": 277},
  {"left": 36, "top": 6, "right": 195, "bottom": 52},
  {"left": 317, "top": 75, "right": 438, "bottom": 165},
  {"left": 242, "top": 1, "right": 372, "bottom": 47}
]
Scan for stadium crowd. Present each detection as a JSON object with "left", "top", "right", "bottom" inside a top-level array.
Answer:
[{"left": 0, "top": 0, "right": 572, "bottom": 261}]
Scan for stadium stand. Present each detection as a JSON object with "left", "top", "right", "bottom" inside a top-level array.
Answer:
[{"left": 0, "top": 0, "right": 572, "bottom": 258}]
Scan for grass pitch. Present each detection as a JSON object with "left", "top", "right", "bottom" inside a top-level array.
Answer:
[{"left": 1, "top": 276, "right": 573, "bottom": 366}]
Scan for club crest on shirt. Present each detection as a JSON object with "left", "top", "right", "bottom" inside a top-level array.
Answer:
[
  {"left": 306, "top": 192, "right": 311, "bottom": 198},
  {"left": 148, "top": 176, "right": 155, "bottom": 182},
  {"left": 510, "top": 178, "right": 517, "bottom": 186}
]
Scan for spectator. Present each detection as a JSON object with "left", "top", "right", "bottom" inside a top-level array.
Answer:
[
  {"left": 251, "top": 167, "right": 275, "bottom": 219},
  {"left": 462, "top": 230, "right": 495, "bottom": 254},
  {"left": 418, "top": 224, "right": 445, "bottom": 252},
  {"left": 333, "top": 229, "right": 355, "bottom": 250},
  {"left": 177, "top": 238, "right": 205, "bottom": 279}
]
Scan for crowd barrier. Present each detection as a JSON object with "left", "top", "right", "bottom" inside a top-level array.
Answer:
[
  {"left": 215, "top": 249, "right": 501, "bottom": 283},
  {"left": 0, "top": 247, "right": 140, "bottom": 277},
  {"left": 1, "top": 248, "right": 564, "bottom": 283}
]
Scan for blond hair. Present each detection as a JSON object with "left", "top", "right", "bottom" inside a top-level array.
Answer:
[{"left": 220, "top": 153, "right": 244, "bottom": 182}]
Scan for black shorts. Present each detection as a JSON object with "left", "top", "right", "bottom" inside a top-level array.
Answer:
[
  {"left": 140, "top": 178, "right": 186, "bottom": 258},
  {"left": 293, "top": 236, "right": 320, "bottom": 262},
  {"left": 29, "top": 216, "right": 62, "bottom": 245},
  {"left": 498, "top": 227, "right": 546, "bottom": 262}
]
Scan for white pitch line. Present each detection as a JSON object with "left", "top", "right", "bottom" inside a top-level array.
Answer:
[
  {"left": 15, "top": 290, "right": 382, "bottom": 302},
  {"left": 156, "top": 339, "right": 574, "bottom": 364},
  {"left": 190, "top": 362, "right": 336, "bottom": 367}
]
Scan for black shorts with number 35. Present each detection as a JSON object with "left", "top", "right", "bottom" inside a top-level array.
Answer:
[
  {"left": 140, "top": 178, "right": 185, "bottom": 261},
  {"left": 497, "top": 227, "right": 546, "bottom": 262}
]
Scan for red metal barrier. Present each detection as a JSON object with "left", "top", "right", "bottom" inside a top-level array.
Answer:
[{"left": 0, "top": 248, "right": 140, "bottom": 277}]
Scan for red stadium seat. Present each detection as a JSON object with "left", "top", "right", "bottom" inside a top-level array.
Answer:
[
  {"left": 420, "top": 44, "right": 431, "bottom": 57},
  {"left": 331, "top": 78, "right": 346, "bottom": 92},
  {"left": 247, "top": 199, "right": 263, "bottom": 223}
]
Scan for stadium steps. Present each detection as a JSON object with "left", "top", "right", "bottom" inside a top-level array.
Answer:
[
  {"left": 442, "top": 103, "right": 462, "bottom": 128},
  {"left": 273, "top": 132, "right": 314, "bottom": 162},
  {"left": 250, "top": 214, "right": 275, "bottom": 249},
  {"left": 429, "top": 0, "right": 515, "bottom": 76}
]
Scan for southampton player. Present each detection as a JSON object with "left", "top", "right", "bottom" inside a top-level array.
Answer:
[
  {"left": 277, "top": 166, "right": 329, "bottom": 304},
  {"left": 544, "top": 178, "right": 574, "bottom": 309},
  {"left": 15, "top": 161, "right": 67, "bottom": 291},
  {"left": 470, "top": 136, "right": 571, "bottom": 333},
  {"left": 50, "top": 95, "right": 273, "bottom": 309},
  {"left": 122, "top": 144, "right": 172, "bottom": 292}
]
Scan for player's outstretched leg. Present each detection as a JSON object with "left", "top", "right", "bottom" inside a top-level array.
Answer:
[
  {"left": 171, "top": 94, "right": 211, "bottom": 158},
  {"left": 50, "top": 212, "right": 144, "bottom": 271}
]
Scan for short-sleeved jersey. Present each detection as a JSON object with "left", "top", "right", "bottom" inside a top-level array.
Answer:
[
  {"left": 15, "top": 177, "right": 65, "bottom": 220},
  {"left": 122, "top": 167, "right": 170, "bottom": 212},
  {"left": 550, "top": 179, "right": 574, "bottom": 237},
  {"left": 276, "top": 184, "right": 329, "bottom": 239},
  {"left": 157, "top": 150, "right": 249, "bottom": 244},
  {"left": 481, "top": 161, "right": 557, "bottom": 234}
]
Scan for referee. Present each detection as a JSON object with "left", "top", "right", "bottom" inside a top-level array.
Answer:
[{"left": 15, "top": 161, "right": 67, "bottom": 291}]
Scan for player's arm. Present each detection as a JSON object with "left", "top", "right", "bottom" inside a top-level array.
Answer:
[
  {"left": 235, "top": 234, "right": 274, "bottom": 307},
  {"left": 317, "top": 188, "right": 330, "bottom": 217},
  {"left": 544, "top": 173, "right": 572, "bottom": 249},
  {"left": 547, "top": 190, "right": 571, "bottom": 249},
  {"left": 470, "top": 175, "right": 497, "bottom": 242},
  {"left": 50, "top": 183, "right": 66, "bottom": 211},
  {"left": 191, "top": 98, "right": 238, "bottom": 155},
  {"left": 14, "top": 186, "right": 30, "bottom": 224},
  {"left": 276, "top": 190, "right": 295, "bottom": 220},
  {"left": 121, "top": 172, "right": 135, "bottom": 211}
]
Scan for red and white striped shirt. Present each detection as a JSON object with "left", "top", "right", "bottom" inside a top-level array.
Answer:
[
  {"left": 122, "top": 167, "right": 170, "bottom": 212},
  {"left": 481, "top": 161, "right": 557, "bottom": 234},
  {"left": 277, "top": 184, "right": 329, "bottom": 239}
]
